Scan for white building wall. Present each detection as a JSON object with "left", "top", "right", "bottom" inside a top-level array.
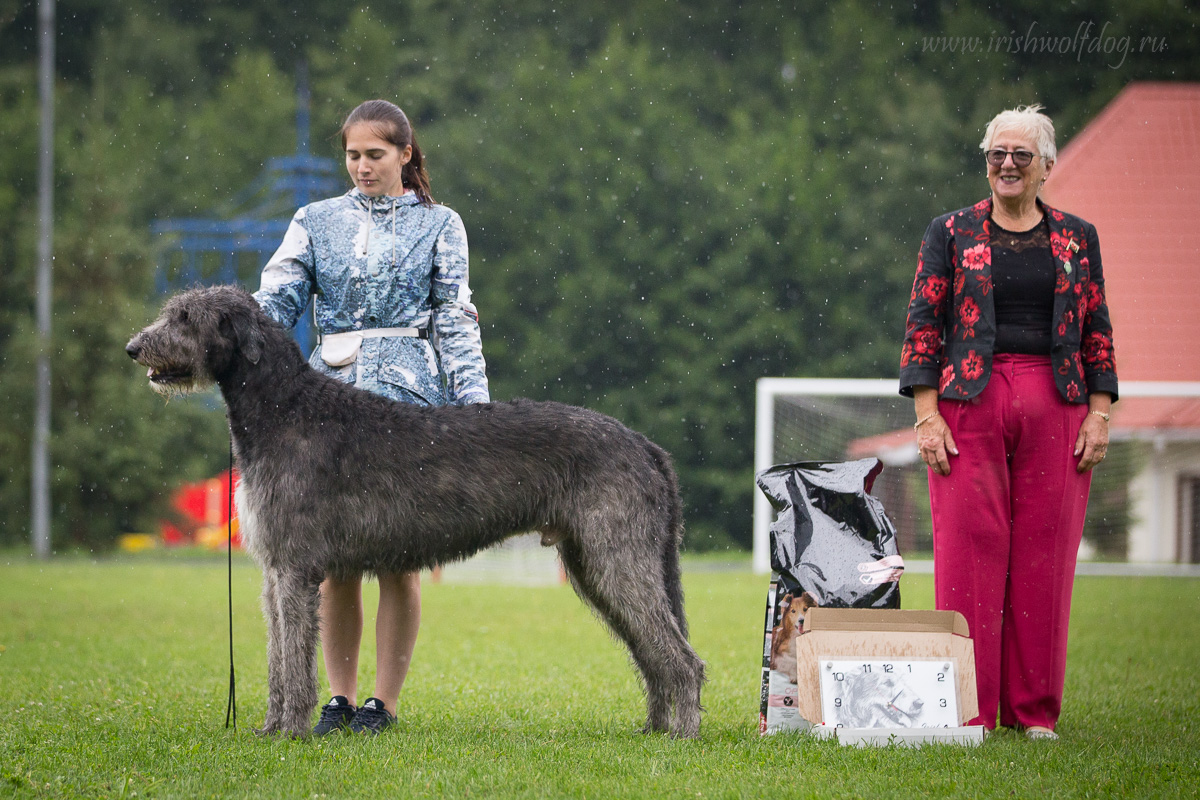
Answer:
[{"left": 1128, "top": 440, "right": 1200, "bottom": 562}]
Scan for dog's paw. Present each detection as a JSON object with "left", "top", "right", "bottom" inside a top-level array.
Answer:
[
  {"left": 256, "top": 712, "right": 283, "bottom": 735},
  {"left": 254, "top": 723, "right": 310, "bottom": 740},
  {"left": 256, "top": 713, "right": 299, "bottom": 738},
  {"left": 669, "top": 710, "right": 702, "bottom": 740},
  {"left": 669, "top": 722, "right": 701, "bottom": 740},
  {"left": 279, "top": 717, "right": 312, "bottom": 740}
]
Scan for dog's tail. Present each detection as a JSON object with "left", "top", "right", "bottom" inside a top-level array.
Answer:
[{"left": 644, "top": 437, "right": 689, "bottom": 640}]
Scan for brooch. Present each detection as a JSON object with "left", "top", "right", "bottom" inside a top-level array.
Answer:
[{"left": 1067, "top": 238, "right": 1079, "bottom": 253}]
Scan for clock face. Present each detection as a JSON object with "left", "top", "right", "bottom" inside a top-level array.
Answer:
[{"left": 819, "top": 659, "right": 959, "bottom": 728}]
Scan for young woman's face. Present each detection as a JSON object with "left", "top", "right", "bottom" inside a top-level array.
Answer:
[{"left": 344, "top": 123, "right": 412, "bottom": 197}]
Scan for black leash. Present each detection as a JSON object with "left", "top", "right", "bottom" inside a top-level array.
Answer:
[{"left": 225, "top": 433, "right": 237, "bottom": 730}]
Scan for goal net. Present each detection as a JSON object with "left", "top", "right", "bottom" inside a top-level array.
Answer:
[{"left": 753, "top": 379, "right": 926, "bottom": 573}]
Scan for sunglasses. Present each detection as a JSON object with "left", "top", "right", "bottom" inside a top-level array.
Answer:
[{"left": 984, "top": 149, "right": 1044, "bottom": 168}]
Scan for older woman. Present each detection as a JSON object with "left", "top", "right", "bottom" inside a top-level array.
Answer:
[{"left": 899, "top": 105, "right": 1117, "bottom": 740}]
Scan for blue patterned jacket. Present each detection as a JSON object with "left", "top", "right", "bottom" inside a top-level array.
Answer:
[{"left": 254, "top": 188, "right": 489, "bottom": 406}]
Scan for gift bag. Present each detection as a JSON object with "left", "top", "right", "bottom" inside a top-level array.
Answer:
[{"left": 755, "top": 458, "right": 904, "bottom": 734}]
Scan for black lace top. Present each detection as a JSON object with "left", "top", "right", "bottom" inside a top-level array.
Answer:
[{"left": 990, "top": 217, "right": 1055, "bottom": 355}]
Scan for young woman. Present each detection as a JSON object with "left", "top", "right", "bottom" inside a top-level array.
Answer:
[{"left": 254, "top": 99, "right": 489, "bottom": 735}]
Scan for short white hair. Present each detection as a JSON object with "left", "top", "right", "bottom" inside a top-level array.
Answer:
[{"left": 980, "top": 104, "right": 1057, "bottom": 162}]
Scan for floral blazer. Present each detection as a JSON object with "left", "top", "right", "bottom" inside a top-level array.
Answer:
[{"left": 899, "top": 197, "right": 1118, "bottom": 404}]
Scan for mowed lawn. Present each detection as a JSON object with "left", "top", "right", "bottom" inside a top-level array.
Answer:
[{"left": 1, "top": 555, "right": 1197, "bottom": 799}]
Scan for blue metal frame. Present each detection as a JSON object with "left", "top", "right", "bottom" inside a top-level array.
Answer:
[{"left": 152, "top": 70, "right": 342, "bottom": 353}]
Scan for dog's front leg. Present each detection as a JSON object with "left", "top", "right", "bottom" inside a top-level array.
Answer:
[
  {"left": 257, "top": 566, "right": 321, "bottom": 737},
  {"left": 269, "top": 567, "right": 322, "bottom": 738},
  {"left": 257, "top": 568, "right": 285, "bottom": 735}
]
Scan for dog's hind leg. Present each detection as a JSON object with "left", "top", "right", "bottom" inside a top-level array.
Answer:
[
  {"left": 646, "top": 441, "right": 690, "bottom": 641},
  {"left": 559, "top": 535, "right": 705, "bottom": 739},
  {"left": 262, "top": 566, "right": 322, "bottom": 738},
  {"left": 655, "top": 500, "right": 705, "bottom": 737},
  {"left": 558, "top": 540, "right": 660, "bottom": 729}
]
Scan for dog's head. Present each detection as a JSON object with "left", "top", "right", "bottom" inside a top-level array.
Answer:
[
  {"left": 780, "top": 590, "right": 817, "bottom": 630},
  {"left": 794, "top": 591, "right": 817, "bottom": 615},
  {"left": 126, "top": 285, "right": 264, "bottom": 396}
]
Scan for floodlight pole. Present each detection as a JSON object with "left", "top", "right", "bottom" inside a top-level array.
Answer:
[{"left": 32, "top": 0, "right": 55, "bottom": 559}]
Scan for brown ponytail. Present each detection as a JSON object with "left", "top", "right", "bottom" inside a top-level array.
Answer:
[{"left": 340, "top": 100, "right": 434, "bottom": 206}]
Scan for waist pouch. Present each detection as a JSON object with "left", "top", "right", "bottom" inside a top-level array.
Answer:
[{"left": 320, "top": 327, "right": 428, "bottom": 367}]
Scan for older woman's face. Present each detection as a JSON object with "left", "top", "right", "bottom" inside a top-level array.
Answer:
[{"left": 986, "top": 128, "right": 1052, "bottom": 209}]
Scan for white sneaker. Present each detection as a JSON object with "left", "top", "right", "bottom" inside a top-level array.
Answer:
[{"left": 1024, "top": 726, "right": 1059, "bottom": 741}]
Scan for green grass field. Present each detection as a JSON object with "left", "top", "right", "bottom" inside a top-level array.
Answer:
[{"left": 1, "top": 555, "right": 1197, "bottom": 799}]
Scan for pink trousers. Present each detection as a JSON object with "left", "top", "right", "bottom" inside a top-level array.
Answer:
[{"left": 929, "top": 354, "right": 1091, "bottom": 730}]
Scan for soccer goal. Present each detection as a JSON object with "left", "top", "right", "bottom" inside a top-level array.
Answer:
[
  {"left": 753, "top": 378, "right": 1200, "bottom": 573},
  {"left": 753, "top": 379, "right": 920, "bottom": 574}
]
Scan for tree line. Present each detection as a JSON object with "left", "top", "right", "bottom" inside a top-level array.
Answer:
[{"left": 0, "top": 0, "right": 1195, "bottom": 549}]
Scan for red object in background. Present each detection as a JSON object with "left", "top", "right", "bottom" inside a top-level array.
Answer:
[{"left": 160, "top": 469, "right": 242, "bottom": 548}]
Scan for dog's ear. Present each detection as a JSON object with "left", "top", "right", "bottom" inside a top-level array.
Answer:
[{"left": 231, "top": 310, "right": 264, "bottom": 365}]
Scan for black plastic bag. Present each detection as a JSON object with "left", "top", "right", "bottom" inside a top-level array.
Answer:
[
  {"left": 756, "top": 458, "right": 904, "bottom": 733},
  {"left": 756, "top": 458, "right": 902, "bottom": 609}
]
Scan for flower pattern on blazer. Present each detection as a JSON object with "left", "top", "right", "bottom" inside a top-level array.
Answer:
[{"left": 899, "top": 198, "right": 1118, "bottom": 403}]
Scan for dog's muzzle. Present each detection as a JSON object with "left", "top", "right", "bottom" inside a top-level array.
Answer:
[{"left": 126, "top": 336, "right": 194, "bottom": 389}]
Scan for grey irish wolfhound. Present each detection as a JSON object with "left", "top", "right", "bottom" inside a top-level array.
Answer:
[{"left": 126, "top": 285, "right": 705, "bottom": 738}]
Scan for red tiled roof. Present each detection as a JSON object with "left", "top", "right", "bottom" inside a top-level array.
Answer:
[
  {"left": 1042, "top": 82, "right": 1200, "bottom": 383},
  {"left": 1110, "top": 397, "right": 1200, "bottom": 434},
  {"left": 845, "top": 428, "right": 918, "bottom": 462}
]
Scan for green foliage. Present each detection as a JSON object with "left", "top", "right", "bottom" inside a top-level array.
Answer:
[
  {"left": 0, "top": 559, "right": 1198, "bottom": 797},
  {"left": 0, "top": 100, "right": 230, "bottom": 547},
  {"left": 0, "top": 0, "right": 1196, "bottom": 549}
]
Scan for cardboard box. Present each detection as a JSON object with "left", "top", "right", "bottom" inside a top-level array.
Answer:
[{"left": 795, "top": 608, "right": 979, "bottom": 728}]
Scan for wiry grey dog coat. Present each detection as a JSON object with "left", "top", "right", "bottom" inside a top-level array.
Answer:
[{"left": 126, "top": 286, "right": 705, "bottom": 738}]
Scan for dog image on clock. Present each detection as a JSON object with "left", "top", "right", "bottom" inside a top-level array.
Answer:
[{"left": 833, "top": 670, "right": 929, "bottom": 728}]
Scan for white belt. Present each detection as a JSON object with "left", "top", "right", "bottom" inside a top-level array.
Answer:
[{"left": 320, "top": 327, "right": 427, "bottom": 367}]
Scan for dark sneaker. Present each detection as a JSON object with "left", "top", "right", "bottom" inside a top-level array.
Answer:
[
  {"left": 349, "top": 697, "right": 396, "bottom": 735},
  {"left": 312, "top": 696, "right": 357, "bottom": 736}
]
